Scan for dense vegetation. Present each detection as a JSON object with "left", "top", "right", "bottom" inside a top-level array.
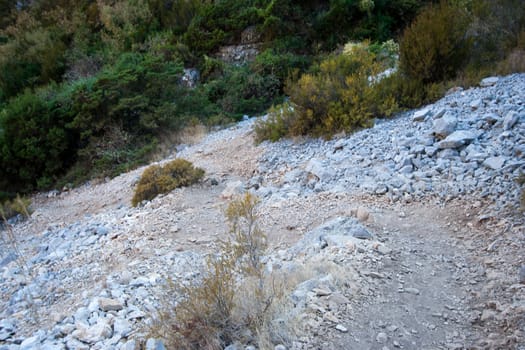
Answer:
[
  {"left": 255, "top": 0, "right": 525, "bottom": 140},
  {"left": 0, "top": 0, "right": 524, "bottom": 198}
]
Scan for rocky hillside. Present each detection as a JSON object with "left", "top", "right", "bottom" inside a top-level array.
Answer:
[{"left": 0, "top": 74, "right": 524, "bottom": 349}]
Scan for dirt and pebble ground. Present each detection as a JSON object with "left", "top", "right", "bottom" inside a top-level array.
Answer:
[{"left": 0, "top": 74, "right": 524, "bottom": 349}]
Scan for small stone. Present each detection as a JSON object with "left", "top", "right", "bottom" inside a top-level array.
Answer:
[
  {"left": 221, "top": 180, "right": 244, "bottom": 199},
  {"left": 433, "top": 114, "right": 457, "bottom": 139},
  {"left": 413, "top": 108, "right": 430, "bottom": 122},
  {"left": 503, "top": 111, "right": 519, "bottom": 130},
  {"left": 335, "top": 324, "right": 348, "bottom": 333},
  {"left": 405, "top": 287, "right": 420, "bottom": 295},
  {"left": 480, "top": 309, "right": 497, "bottom": 322},
  {"left": 72, "top": 321, "right": 113, "bottom": 344},
  {"left": 224, "top": 345, "right": 240, "bottom": 350},
  {"left": 145, "top": 338, "right": 166, "bottom": 350},
  {"left": 470, "top": 98, "right": 482, "bottom": 110},
  {"left": 436, "top": 130, "right": 477, "bottom": 149},
  {"left": 98, "top": 298, "right": 124, "bottom": 312},
  {"left": 313, "top": 288, "right": 332, "bottom": 296},
  {"left": 376, "top": 244, "right": 392, "bottom": 255},
  {"left": 356, "top": 207, "right": 370, "bottom": 222},
  {"left": 113, "top": 318, "right": 132, "bottom": 337},
  {"left": 432, "top": 108, "right": 446, "bottom": 119},
  {"left": 274, "top": 345, "right": 287, "bottom": 350},
  {"left": 480, "top": 76, "right": 499, "bottom": 87},
  {"left": 20, "top": 336, "right": 40, "bottom": 350},
  {"left": 350, "top": 226, "right": 373, "bottom": 240},
  {"left": 483, "top": 157, "right": 506, "bottom": 170},
  {"left": 376, "top": 332, "right": 388, "bottom": 343},
  {"left": 519, "top": 266, "right": 525, "bottom": 284},
  {"left": 375, "top": 184, "right": 388, "bottom": 195}
]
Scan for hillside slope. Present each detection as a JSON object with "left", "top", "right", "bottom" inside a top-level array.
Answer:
[{"left": 0, "top": 74, "right": 524, "bottom": 349}]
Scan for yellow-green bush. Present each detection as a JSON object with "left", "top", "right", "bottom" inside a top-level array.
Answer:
[
  {"left": 399, "top": 1, "right": 472, "bottom": 84},
  {"left": 131, "top": 159, "right": 204, "bottom": 206},
  {"left": 256, "top": 42, "right": 399, "bottom": 140}
]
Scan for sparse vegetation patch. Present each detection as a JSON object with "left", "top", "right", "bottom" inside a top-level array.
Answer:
[{"left": 131, "top": 159, "right": 204, "bottom": 207}]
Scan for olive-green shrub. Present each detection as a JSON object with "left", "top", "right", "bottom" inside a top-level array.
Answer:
[
  {"left": 131, "top": 159, "right": 204, "bottom": 206},
  {"left": 399, "top": 1, "right": 472, "bottom": 84},
  {"left": 255, "top": 42, "right": 399, "bottom": 140}
]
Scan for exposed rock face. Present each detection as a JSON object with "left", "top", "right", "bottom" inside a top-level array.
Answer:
[{"left": 216, "top": 43, "right": 261, "bottom": 65}]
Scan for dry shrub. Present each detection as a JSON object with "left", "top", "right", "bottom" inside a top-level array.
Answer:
[
  {"left": 498, "top": 49, "right": 525, "bottom": 74},
  {"left": 153, "top": 193, "right": 298, "bottom": 349},
  {"left": 0, "top": 195, "right": 31, "bottom": 221},
  {"left": 131, "top": 158, "right": 204, "bottom": 206}
]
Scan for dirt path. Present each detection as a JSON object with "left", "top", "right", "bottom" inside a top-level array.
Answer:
[{"left": 326, "top": 205, "right": 479, "bottom": 349}]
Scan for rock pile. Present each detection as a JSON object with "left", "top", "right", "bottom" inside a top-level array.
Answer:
[{"left": 256, "top": 74, "right": 524, "bottom": 216}]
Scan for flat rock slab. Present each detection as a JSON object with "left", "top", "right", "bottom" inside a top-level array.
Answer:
[{"left": 437, "top": 130, "right": 477, "bottom": 149}]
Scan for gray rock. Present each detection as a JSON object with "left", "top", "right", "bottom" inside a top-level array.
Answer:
[
  {"left": 274, "top": 345, "right": 287, "bottom": 350},
  {"left": 180, "top": 68, "right": 200, "bottom": 89},
  {"left": 40, "top": 343, "right": 66, "bottom": 350},
  {"left": 375, "top": 184, "right": 388, "bottom": 195},
  {"left": 432, "top": 108, "right": 447, "bottom": 119},
  {"left": 74, "top": 307, "right": 90, "bottom": 324},
  {"left": 376, "top": 332, "right": 388, "bottom": 343},
  {"left": 480, "top": 76, "right": 499, "bottom": 87},
  {"left": 335, "top": 324, "right": 348, "bottom": 333},
  {"left": 483, "top": 113, "right": 500, "bottom": 125},
  {"left": 433, "top": 114, "right": 457, "bottom": 139},
  {"left": 145, "top": 338, "right": 166, "bottom": 350},
  {"left": 305, "top": 159, "right": 336, "bottom": 182},
  {"left": 221, "top": 180, "right": 244, "bottom": 199},
  {"left": 224, "top": 345, "right": 240, "bottom": 350},
  {"left": 483, "top": 157, "right": 506, "bottom": 170},
  {"left": 412, "top": 108, "right": 430, "bottom": 122},
  {"left": 72, "top": 321, "right": 112, "bottom": 344},
  {"left": 20, "top": 336, "right": 40, "bottom": 350},
  {"left": 437, "top": 130, "right": 477, "bottom": 149},
  {"left": 470, "top": 98, "right": 483, "bottom": 110},
  {"left": 350, "top": 226, "right": 373, "bottom": 240},
  {"left": 98, "top": 298, "right": 124, "bottom": 312},
  {"left": 503, "top": 111, "right": 519, "bottom": 130},
  {"left": 113, "top": 318, "right": 132, "bottom": 338},
  {"left": 121, "top": 339, "right": 142, "bottom": 350},
  {"left": 519, "top": 266, "right": 525, "bottom": 284}
]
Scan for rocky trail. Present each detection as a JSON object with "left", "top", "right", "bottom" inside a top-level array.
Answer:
[{"left": 1, "top": 74, "right": 524, "bottom": 350}]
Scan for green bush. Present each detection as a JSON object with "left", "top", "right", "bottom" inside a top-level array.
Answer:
[
  {"left": 399, "top": 1, "right": 472, "bottom": 84},
  {"left": 0, "top": 88, "right": 76, "bottom": 193},
  {"left": 131, "top": 159, "right": 204, "bottom": 206},
  {"left": 202, "top": 65, "right": 281, "bottom": 117},
  {"left": 251, "top": 49, "right": 311, "bottom": 87}
]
